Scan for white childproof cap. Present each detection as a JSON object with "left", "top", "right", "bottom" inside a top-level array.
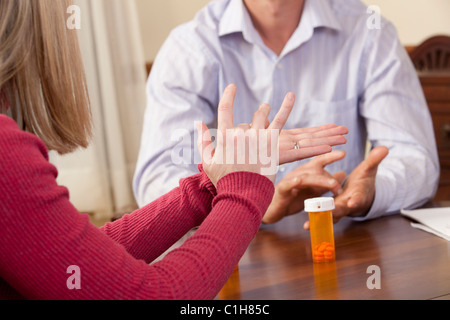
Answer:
[{"left": 304, "top": 197, "right": 335, "bottom": 213}]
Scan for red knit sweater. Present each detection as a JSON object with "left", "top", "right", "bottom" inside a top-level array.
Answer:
[{"left": 0, "top": 115, "right": 274, "bottom": 300}]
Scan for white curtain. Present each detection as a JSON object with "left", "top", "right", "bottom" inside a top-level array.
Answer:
[{"left": 51, "top": 0, "right": 147, "bottom": 222}]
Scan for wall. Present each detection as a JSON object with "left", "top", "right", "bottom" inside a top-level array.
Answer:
[
  {"left": 361, "top": 0, "right": 450, "bottom": 45},
  {"left": 136, "top": 0, "right": 450, "bottom": 62},
  {"left": 136, "top": 0, "right": 209, "bottom": 62}
]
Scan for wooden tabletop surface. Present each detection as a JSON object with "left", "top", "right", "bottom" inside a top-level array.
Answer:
[{"left": 217, "top": 202, "right": 450, "bottom": 300}]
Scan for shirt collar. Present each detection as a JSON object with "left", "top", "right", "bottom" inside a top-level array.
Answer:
[
  {"left": 218, "top": 0, "right": 254, "bottom": 42},
  {"left": 218, "top": 0, "right": 342, "bottom": 39},
  {"left": 282, "top": 0, "right": 341, "bottom": 56},
  {"left": 305, "top": 0, "right": 342, "bottom": 32},
  {"left": 218, "top": 0, "right": 241, "bottom": 37}
]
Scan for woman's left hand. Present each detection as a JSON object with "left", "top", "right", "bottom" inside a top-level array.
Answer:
[{"left": 278, "top": 124, "right": 348, "bottom": 165}]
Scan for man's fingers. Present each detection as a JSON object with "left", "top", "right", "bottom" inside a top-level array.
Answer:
[
  {"left": 364, "top": 146, "right": 389, "bottom": 171},
  {"left": 279, "top": 173, "right": 343, "bottom": 196},
  {"left": 280, "top": 145, "right": 332, "bottom": 165},
  {"left": 347, "top": 191, "right": 367, "bottom": 209},
  {"left": 311, "top": 150, "right": 347, "bottom": 167},
  {"left": 333, "top": 171, "right": 347, "bottom": 185},
  {"left": 334, "top": 182, "right": 372, "bottom": 218},
  {"left": 269, "top": 92, "right": 295, "bottom": 131},
  {"left": 218, "top": 84, "right": 237, "bottom": 132}
]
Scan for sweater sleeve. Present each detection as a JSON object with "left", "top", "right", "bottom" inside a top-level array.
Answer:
[
  {"left": 100, "top": 164, "right": 217, "bottom": 264},
  {"left": 0, "top": 115, "right": 274, "bottom": 300}
]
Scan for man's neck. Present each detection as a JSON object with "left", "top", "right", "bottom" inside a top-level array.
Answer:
[{"left": 244, "top": 0, "right": 305, "bottom": 56}]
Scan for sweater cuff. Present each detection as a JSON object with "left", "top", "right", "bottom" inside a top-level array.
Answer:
[
  {"left": 197, "top": 164, "right": 217, "bottom": 197},
  {"left": 215, "top": 172, "right": 275, "bottom": 218}
]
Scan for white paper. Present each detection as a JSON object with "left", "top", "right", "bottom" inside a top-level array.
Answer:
[
  {"left": 401, "top": 207, "right": 450, "bottom": 241},
  {"left": 409, "top": 223, "right": 450, "bottom": 241}
]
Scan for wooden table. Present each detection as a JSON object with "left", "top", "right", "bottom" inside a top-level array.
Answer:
[{"left": 218, "top": 203, "right": 450, "bottom": 300}]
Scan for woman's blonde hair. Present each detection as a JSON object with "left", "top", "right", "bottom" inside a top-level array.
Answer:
[{"left": 0, "top": 0, "right": 92, "bottom": 154}]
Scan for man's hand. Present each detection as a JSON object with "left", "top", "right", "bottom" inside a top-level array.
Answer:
[
  {"left": 333, "top": 146, "right": 389, "bottom": 218},
  {"left": 262, "top": 150, "right": 347, "bottom": 224},
  {"left": 303, "top": 146, "right": 389, "bottom": 230}
]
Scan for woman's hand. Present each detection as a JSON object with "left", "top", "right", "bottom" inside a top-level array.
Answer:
[
  {"left": 278, "top": 125, "right": 348, "bottom": 165},
  {"left": 196, "top": 84, "right": 295, "bottom": 186}
]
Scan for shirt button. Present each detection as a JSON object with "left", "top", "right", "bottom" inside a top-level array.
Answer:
[{"left": 277, "top": 64, "right": 283, "bottom": 70}]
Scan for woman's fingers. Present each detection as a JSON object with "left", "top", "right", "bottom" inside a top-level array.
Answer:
[
  {"left": 218, "top": 84, "right": 237, "bottom": 133},
  {"left": 279, "top": 133, "right": 346, "bottom": 153},
  {"left": 279, "top": 131, "right": 347, "bottom": 164},
  {"left": 251, "top": 103, "right": 271, "bottom": 129},
  {"left": 268, "top": 92, "right": 295, "bottom": 132},
  {"left": 281, "top": 126, "right": 348, "bottom": 150},
  {"left": 288, "top": 124, "right": 339, "bottom": 135},
  {"left": 291, "top": 125, "right": 348, "bottom": 139},
  {"left": 280, "top": 145, "right": 332, "bottom": 165},
  {"left": 196, "top": 122, "right": 214, "bottom": 164},
  {"left": 281, "top": 126, "right": 348, "bottom": 151},
  {"left": 297, "top": 135, "right": 347, "bottom": 149}
]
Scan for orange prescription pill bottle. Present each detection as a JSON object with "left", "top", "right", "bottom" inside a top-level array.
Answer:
[{"left": 304, "top": 197, "right": 336, "bottom": 263}]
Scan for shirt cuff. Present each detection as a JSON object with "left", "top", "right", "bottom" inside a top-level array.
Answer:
[{"left": 351, "top": 173, "right": 396, "bottom": 222}]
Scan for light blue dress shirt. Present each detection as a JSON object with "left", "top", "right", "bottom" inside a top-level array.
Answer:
[{"left": 134, "top": 0, "right": 439, "bottom": 221}]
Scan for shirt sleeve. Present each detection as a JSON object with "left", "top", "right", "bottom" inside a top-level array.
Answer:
[
  {"left": 0, "top": 116, "right": 275, "bottom": 300},
  {"left": 133, "top": 26, "right": 221, "bottom": 207},
  {"left": 354, "top": 22, "right": 440, "bottom": 221}
]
